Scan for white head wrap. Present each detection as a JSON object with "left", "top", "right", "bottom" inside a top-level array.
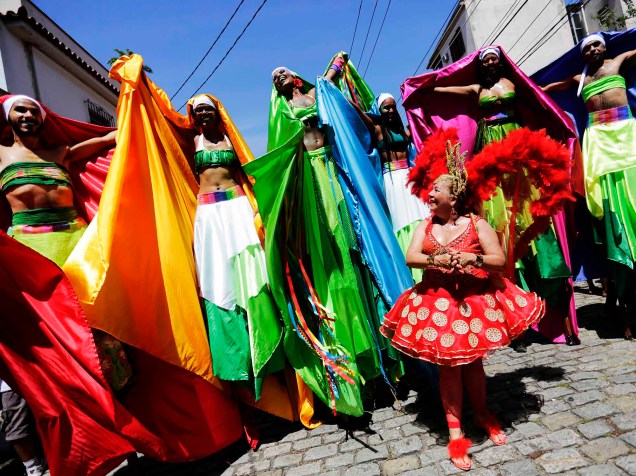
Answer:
[
  {"left": 3, "top": 95, "right": 46, "bottom": 121},
  {"left": 579, "top": 33, "right": 605, "bottom": 53},
  {"left": 191, "top": 95, "right": 216, "bottom": 110},
  {"left": 377, "top": 93, "right": 395, "bottom": 108},
  {"left": 478, "top": 46, "right": 501, "bottom": 62},
  {"left": 271, "top": 66, "right": 292, "bottom": 80}
]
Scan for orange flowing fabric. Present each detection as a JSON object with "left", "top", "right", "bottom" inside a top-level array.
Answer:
[
  {"left": 62, "top": 54, "right": 245, "bottom": 457},
  {"left": 64, "top": 55, "right": 316, "bottom": 427}
]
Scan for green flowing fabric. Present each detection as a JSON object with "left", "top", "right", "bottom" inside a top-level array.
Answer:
[
  {"left": 203, "top": 244, "right": 285, "bottom": 400},
  {"left": 395, "top": 221, "right": 423, "bottom": 283},
  {"left": 245, "top": 78, "right": 393, "bottom": 415},
  {"left": 324, "top": 52, "right": 375, "bottom": 111}
]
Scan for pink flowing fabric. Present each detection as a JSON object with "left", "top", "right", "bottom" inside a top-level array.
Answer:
[{"left": 401, "top": 47, "right": 580, "bottom": 343}]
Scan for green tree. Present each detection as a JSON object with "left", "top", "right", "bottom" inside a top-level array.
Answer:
[
  {"left": 594, "top": 4, "right": 636, "bottom": 30},
  {"left": 106, "top": 48, "right": 153, "bottom": 73}
]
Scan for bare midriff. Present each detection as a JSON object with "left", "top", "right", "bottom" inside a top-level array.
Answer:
[{"left": 198, "top": 166, "right": 237, "bottom": 193}]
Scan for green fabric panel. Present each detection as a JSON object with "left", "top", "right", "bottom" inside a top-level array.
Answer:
[
  {"left": 232, "top": 244, "right": 285, "bottom": 377},
  {"left": 11, "top": 226, "right": 86, "bottom": 267},
  {"left": 396, "top": 220, "right": 423, "bottom": 283},
  {"left": 12, "top": 207, "right": 77, "bottom": 226},
  {"left": 600, "top": 171, "right": 636, "bottom": 269}
]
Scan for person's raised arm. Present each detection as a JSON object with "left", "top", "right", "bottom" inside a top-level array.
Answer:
[
  {"left": 66, "top": 130, "right": 117, "bottom": 165},
  {"left": 347, "top": 98, "right": 375, "bottom": 135},
  {"left": 431, "top": 84, "right": 480, "bottom": 96},
  {"left": 324, "top": 54, "right": 347, "bottom": 83},
  {"left": 541, "top": 75, "right": 577, "bottom": 93},
  {"left": 618, "top": 48, "right": 636, "bottom": 70}
]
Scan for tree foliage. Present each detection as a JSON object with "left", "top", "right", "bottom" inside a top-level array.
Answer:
[
  {"left": 593, "top": 4, "right": 636, "bottom": 30},
  {"left": 106, "top": 48, "right": 153, "bottom": 73}
]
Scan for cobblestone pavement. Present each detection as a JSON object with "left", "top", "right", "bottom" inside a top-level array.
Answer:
[{"left": 105, "top": 285, "right": 635, "bottom": 476}]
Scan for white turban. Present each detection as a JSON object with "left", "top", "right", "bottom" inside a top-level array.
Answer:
[
  {"left": 377, "top": 93, "right": 395, "bottom": 108},
  {"left": 579, "top": 33, "right": 605, "bottom": 52},
  {"left": 479, "top": 46, "right": 501, "bottom": 61},
  {"left": 271, "top": 66, "right": 293, "bottom": 80},
  {"left": 3, "top": 95, "right": 47, "bottom": 121},
  {"left": 191, "top": 95, "right": 216, "bottom": 110}
]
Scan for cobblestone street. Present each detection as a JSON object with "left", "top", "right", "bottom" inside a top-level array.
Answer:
[{"left": 105, "top": 285, "right": 636, "bottom": 475}]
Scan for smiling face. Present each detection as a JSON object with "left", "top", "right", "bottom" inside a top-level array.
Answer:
[
  {"left": 272, "top": 67, "right": 295, "bottom": 95},
  {"left": 8, "top": 99, "right": 43, "bottom": 136},
  {"left": 428, "top": 178, "right": 457, "bottom": 217},
  {"left": 582, "top": 40, "right": 606, "bottom": 64},
  {"left": 193, "top": 103, "right": 218, "bottom": 128},
  {"left": 380, "top": 97, "right": 400, "bottom": 125},
  {"left": 480, "top": 52, "right": 501, "bottom": 79}
]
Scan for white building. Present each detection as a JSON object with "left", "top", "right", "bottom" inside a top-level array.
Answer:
[
  {"left": 428, "top": 0, "right": 636, "bottom": 75},
  {"left": 0, "top": 0, "right": 118, "bottom": 125}
]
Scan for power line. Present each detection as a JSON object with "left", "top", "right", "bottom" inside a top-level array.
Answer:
[
  {"left": 517, "top": 13, "right": 570, "bottom": 66},
  {"left": 512, "top": 4, "right": 569, "bottom": 62},
  {"left": 396, "top": 0, "right": 477, "bottom": 107},
  {"left": 349, "top": 0, "right": 364, "bottom": 57},
  {"left": 357, "top": 0, "right": 379, "bottom": 67},
  {"left": 179, "top": 0, "right": 268, "bottom": 111},
  {"left": 362, "top": 0, "right": 392, "bottom": 77},
  {"left": 515, "top": 0, "right": 591, "bottom": 67},
  {"left": 486, "top": 0, "right": 530, "bottom": 47},
  {"left": 480, "top": 0, "right": 524, "bottom": 47},
  {"left": 506, "top": 0, "right": 552, "bottom": 55},
  {"left": 170, "top": 0, "right": 245, "bottom": 101}
]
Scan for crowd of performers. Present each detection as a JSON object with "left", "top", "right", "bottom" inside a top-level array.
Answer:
[{"left": 0, "top": 29, "right": 634, "bottom": 475}]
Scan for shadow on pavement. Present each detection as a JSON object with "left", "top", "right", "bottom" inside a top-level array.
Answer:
[{"left": 401, "top": 365, "right": 564, "bottom": 446}]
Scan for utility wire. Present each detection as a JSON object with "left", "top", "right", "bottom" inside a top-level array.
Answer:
[
  {"left": 396, "top": 0, "right": 479, "bottom": 106},
  {"left": 517, "top": 14, "right": 570, "bottom": 66},
  {"left": 506, "top": 0, "right": 552, "bottom": 55},
  {"left": 349, "top": 0, "right": 364, "bottom": 57},
  {"left": 171, "top": 0, "right": 245, "bottom": 101},
  {"left": 485, "top": 0, "right": 530, "bottom": 47},
  {"left": 480, "top": 0, "right": 523, "bottom": 47},
  {"left": 357, "top": 0, "right": 379, "bottom": 67},
  {"left": 179, "top": 0, "right": 268, "bottom": 111},
  {"left": 516, "top": 0, "right": 590, "bottom": 67},
  {"left": 362, "top": 0, "right": 392, "bottom": 77}
]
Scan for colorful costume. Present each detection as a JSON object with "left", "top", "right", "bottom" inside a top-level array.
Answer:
[
  {"left": 244, "top": 75, "right": 412, "bottom": 415},
  {"left": 402, "top": 46, "right": 581, "bottom": 343},
  {"left": 381, "top": 215, "right": 544, "bottom": 366},
  {"left": 368, "top": 94, "right": 431, "bottom": 281},
  {"left": 533, "top": 30, "right": 636, "bottom": 298},
  {"left": 189, "top": 98, "right": 285, "bottom": 401}
]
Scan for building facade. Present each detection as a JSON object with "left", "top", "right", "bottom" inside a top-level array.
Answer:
[
  {"left": 0, "top": 0, "right": 118, "bottom": 125},
  {"left": 428, "top": 0, "right": 636, "bottom": 75}
]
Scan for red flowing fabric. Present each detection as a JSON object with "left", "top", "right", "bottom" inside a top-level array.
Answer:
[
  {"left": 0, "top": 95, "right": 244, "bottom": 471},
  {"left": 0, "top": 231, "right": 164, "bottom": 475}
]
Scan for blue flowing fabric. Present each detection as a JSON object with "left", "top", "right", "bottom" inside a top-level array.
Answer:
[
  {"left": 532, "top": 29, "right": 636, "bottom": 139},
  {"left": 317, "top": 79, "right": 414, "bottom": 306},
  {"left": 532, "top": 29, "right": 636, "bottom": 282}
]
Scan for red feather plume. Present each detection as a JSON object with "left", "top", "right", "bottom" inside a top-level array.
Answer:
[
  {"left": 408, "top": 128, "right": 460, "bottom": 200},
  {"left": 468, "top": 127, "right": 575, "bottom": 259}
]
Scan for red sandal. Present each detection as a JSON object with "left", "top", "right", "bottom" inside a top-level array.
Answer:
[
  {"left": 447, "top": 436, "right": 472, "bottom": 471},
  {"left": 475, "top": 413, "right": 506, "bottom": 446}
]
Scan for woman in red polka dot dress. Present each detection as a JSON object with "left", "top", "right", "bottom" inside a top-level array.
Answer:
[{"left": 380, "top": 140, "right": 545, "bottom": 471}]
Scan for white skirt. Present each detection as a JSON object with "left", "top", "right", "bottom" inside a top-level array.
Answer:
[
  {"left": 193, "top": 193, "right": 266, "bottom": 310},
  {"left": 383, "top": 168, "right": 430, "bottom": 233}
]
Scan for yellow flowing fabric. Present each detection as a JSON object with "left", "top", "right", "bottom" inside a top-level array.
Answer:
[
  {"left": 64, "top": 55, "right": 214, "bottom": 383},
  {"left": 64, "top": 55, "right": 317, "bottom": 426}
]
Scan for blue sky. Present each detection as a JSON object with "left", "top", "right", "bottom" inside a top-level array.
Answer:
[{"left": 35, "top": 0, "right": 453, "bottom": 155}]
